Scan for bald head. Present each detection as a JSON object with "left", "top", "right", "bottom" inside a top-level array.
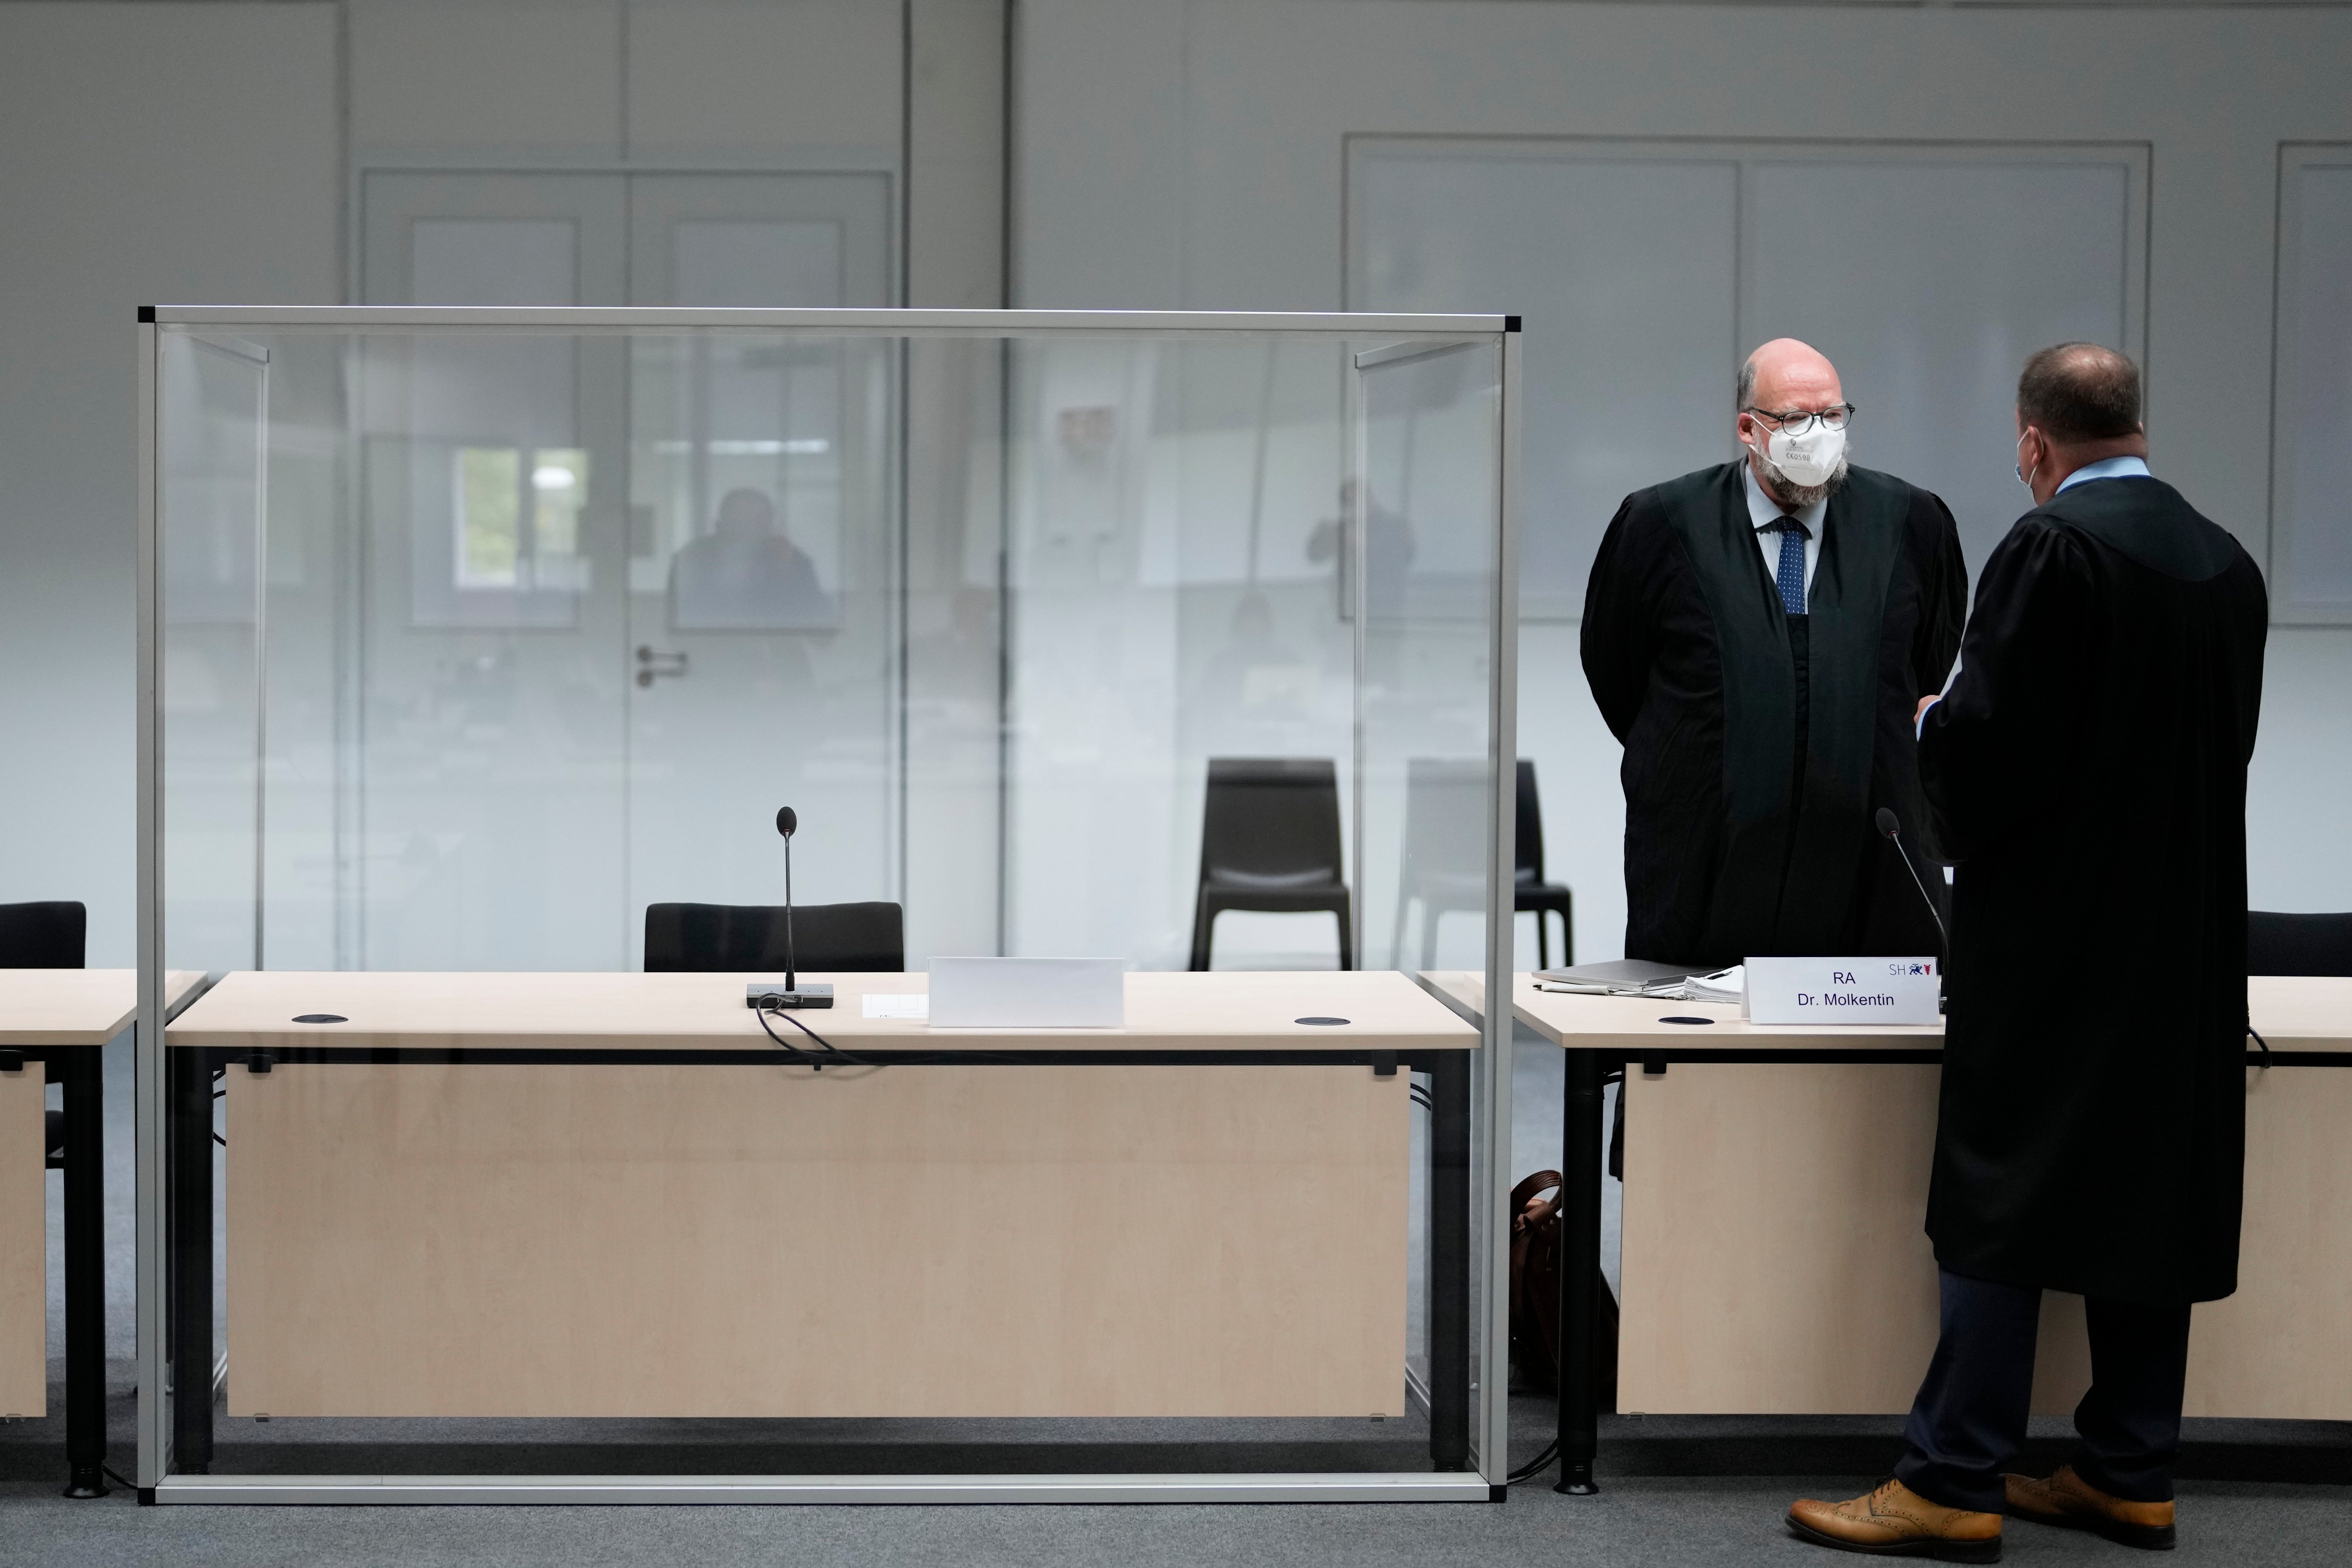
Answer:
[
  {"left": 2012, "top": 342, "right": 2147, "bottom": 505},
  {"left": 2017, "top": 343, "right": 2141, "bottom": 445},
  {"left": 1738, "top": 338, "right": 1842, "bottom": 415}
]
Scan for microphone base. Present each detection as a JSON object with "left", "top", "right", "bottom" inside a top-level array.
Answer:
[{"left": 745, "top": 983, "right": 835, "bottom": 1010}]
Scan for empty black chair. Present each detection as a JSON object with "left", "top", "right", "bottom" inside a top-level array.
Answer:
[
  {"left": 644, "top": 901, "right": 904, "bottom": 973},
  {"left": 1392, "top": 759, "right": 1492, "bottom": 969},
  {"left": 2248, "top": 911, "right": 2352, "bottom": 977},
  {"left": 1515, "top": 761, "right": 1574, "bottom": 970},
  {"left": 1190, "top": 758, "right": 1352, "bottom": 970},
  {"left": 0, "top": 901, "right": 85, "bottom": 1169},
  {"left": 0, "top": 901, "right": 85, "bottom": 970}
]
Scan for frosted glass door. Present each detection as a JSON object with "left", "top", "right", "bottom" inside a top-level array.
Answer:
[
  {"left": 355, "top": 173, "right": 632, "bottom": 968},
  {"left": 622, "top": 175, "right": 899, "bottom": 946}
]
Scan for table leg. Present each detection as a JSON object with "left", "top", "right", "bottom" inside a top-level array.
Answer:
[
  {"left": 1426, "top": 1051, "right": 1470, "bottom": 1471},
  {"left": 58, "top": 1049, "right": 108, "bottom": 1498},
  {"left": 1556, "top": 1048, "right": 1604, "bottom": 1494},
  {"left": 168, "top": 1048, "right": 212, "bottom": 1475}
]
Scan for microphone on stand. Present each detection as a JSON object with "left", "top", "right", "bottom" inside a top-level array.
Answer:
[
  {"left": 745, "top": 805, "right": 833, "bottom": 1009},
  {"left": 778, "top": 806, "right": 799, "bottom": 993},
  {"left": 1876, "top": 807, "right": 1949, "bottom": 960}
]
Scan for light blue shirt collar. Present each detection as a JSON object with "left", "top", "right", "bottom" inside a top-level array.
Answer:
[
  {"left": 1741, "top": 459, "right": 1829, "bottom": 536},
  {"left": 2056, "top": 455, "right": 2151, "bottom": 493}
]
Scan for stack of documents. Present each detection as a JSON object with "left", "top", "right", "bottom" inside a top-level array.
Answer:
[{"left": 1534, "top": 960, "right": 1743, "bottom": 1004}]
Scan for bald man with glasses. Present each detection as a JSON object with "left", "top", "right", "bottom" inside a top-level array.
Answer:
[{"left": 1582, "top": 339, "right": 1967, "bottom": 970}]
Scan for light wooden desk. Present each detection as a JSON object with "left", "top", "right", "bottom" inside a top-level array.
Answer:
[
  {"left": 165, "top": 970, "right": 1479, "bottom": 1470},
  {"left": 0, "top": 969, "right": 202, "bottom": 1495},
  {"left": 1427, "top": 971, "right": 2352, "bottom": 1493}
]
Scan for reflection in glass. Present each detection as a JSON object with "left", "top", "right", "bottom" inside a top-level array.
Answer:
[
  {"left": 454, "top": 445, "right": 587, "bottom": 590},
  {"left": 668, "top": 486, "right": 833, "bottom": 630}
]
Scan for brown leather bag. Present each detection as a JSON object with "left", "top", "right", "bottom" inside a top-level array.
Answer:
[{"left": 1507, "top": 1169, "right": 1619, "bottom": 1406}]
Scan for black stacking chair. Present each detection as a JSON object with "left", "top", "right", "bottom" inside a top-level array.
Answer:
[
  {"left": 1514, "top": 760, "right": 1574, "bottom": 970},
  {"left": 2248, "top": 911, "right": 2352, "bottom": 977},
  {"left": 1392, "top": 759, "right": 1491, "bottom": 969},
  {"left": 0, "top": 901, "right": 86, "bottom": 1168},
  {"left": 1189, "top": 758, "right": 1353, "bottom": 971},
  {"left": 0, "top": 901, "right": 85, "bottom": 971},
  {"left": 644, "top": 901, "right": 905, "bottom": 973}
]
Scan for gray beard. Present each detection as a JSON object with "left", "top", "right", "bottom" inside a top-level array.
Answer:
[{"left": 1756, "top": 451, "right": 1850, "bottom": 510}]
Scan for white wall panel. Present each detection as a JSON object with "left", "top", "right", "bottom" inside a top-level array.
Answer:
[
  {"left": 1744, "top": 153, "right": 2140, "bottom": 576},
  {"left": 2272, "top": 153, "right": 2352, "bottom": 622}
]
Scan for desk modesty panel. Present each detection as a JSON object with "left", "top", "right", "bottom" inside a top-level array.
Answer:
[
  {"left": 0, "top": 970, "right": 204, "bottom": 1418},
  {"left": 177, "top": 971, "right": 1475, "bottom": 1421},
  {"left": 1491, "top": 974, "right": 2352, "bottom": 1419},
  {"left": 0, "top": 1073, "right": 41, "bottom": 1417},
  {"left": 170, "top": 969, "right": 1475, "bottom": 1055}
]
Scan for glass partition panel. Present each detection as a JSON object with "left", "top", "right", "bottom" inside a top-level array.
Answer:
[
  {"left": 141, "top": 309, "right": 1514, "bottom": 1502},
  {"left": 159, "top": 332, "right": 268, "bottom": 976},
  {"left": 1353, "top": 337, "right": 1508, "bottom": 1471}
]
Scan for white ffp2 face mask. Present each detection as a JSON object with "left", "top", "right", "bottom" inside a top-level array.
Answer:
[{"left": 1758, "top": 421, "right": 1847, "bottom": 488}]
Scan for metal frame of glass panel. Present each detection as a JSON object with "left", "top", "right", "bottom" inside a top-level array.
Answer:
[{"left": 135, "top": 306, "right": 1520, "bottom": 1505}]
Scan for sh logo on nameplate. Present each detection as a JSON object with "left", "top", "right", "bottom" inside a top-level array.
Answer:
[{"left": 1742, "top": 957, "right": 1940, "bottom": 1026}]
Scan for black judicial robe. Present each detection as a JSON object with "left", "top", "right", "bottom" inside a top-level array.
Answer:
[
  {"left": 1919, "top": 477, "right": 2266, "bottom": 1305},
  {"left": 1582, "top": 462, "right": 1967, "bottom": 969}
]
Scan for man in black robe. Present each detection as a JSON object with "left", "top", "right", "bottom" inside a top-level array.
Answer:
[
  {"left": 1789, "top": 345, "right": 2267, "bottom": 1557},
  {"left": 1582, "top": 338, "right": 1967, "bottom": 969}
]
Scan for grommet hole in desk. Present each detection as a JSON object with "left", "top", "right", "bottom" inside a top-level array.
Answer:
[
  {"left": 1295, "top": 1016, "right": 1350, "bottom": 1025},
  {"left": 292, "top": 1014, "right": 347, "bottom": 1024},
  {"left": 1657, "top": 1015, "right": 1714, "bottom": 1026}
]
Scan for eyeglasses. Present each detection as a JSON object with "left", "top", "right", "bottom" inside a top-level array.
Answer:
[{"left": 1741, "top": 403, "right": 1857, "bottom": 436}]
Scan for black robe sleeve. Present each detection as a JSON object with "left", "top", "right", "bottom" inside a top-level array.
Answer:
[
  {"left": 1580, "top": 493, "right": 1661, "bottom": 745},
  {"left": 1909, "top": 494, "right": 1969, "bottom": 703},
  {"left": 1918, "top": 518, "right": 2091, "bottom": 861}
]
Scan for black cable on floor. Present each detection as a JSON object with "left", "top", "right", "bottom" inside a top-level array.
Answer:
[{"left": 1507, "top": 1438, "right": 1559, "bottom": 1484}]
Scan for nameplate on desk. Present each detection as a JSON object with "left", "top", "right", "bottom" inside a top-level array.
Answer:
[
  {"left": 927, "top": 957, "right": 1125, "bottom": 1029},
  {"left": 1742, "top": 957, "right": 1940, "bottom": 1026}
]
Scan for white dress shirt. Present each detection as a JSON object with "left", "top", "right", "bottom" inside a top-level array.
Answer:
[
  {"left": 2056, "top": 454, "right": 2152, "bottom": 493},
  {"left": 1742, "top": 460, "right": 1828, "bottom": 610}
]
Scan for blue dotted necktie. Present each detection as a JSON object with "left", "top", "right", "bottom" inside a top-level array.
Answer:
[{"left": 1763, "top": 517, "right": 1809, "bottom": 615}]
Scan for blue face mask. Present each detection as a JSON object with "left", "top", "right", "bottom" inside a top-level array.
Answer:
[{"left": 2014, "top": 429, "right": 2040, "bottom": 493}]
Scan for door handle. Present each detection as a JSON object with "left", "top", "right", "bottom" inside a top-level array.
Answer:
[{"left": 636, "top": 646, "right": 689, "bottom": 687}]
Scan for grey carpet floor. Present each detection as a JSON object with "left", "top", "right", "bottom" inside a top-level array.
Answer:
[
  {"left": 0, "top": 1473, "right": 2346, "bottom": 1568},
  {"left": 1, "top": 1369, "right": 2346, "bottom": 1567}
]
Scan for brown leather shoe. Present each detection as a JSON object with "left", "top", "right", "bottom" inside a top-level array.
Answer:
[
  {"left": 1787, "top": 1477, "right": 2004, "bottom": 1561},
  {"left": 2003, "top": 1464, "right": 2176, "bottom": 1551}
]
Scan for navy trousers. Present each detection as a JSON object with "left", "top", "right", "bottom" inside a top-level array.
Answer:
[{"left": 1893, "top": 1267, "right": 2193, "bottom": 1514}]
